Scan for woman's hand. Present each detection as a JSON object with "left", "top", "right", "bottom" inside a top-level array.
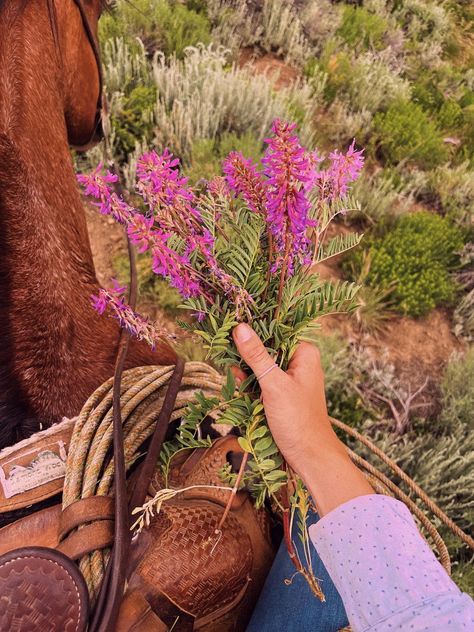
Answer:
[{"left": 232, "top": 323, "right": 373, "bottom": 515}]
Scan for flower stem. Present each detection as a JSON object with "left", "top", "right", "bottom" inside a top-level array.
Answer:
[{"left": 216, "top": 451, "right": 249, "bottom": 532}]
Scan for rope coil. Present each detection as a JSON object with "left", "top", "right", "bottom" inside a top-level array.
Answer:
[{"left": 63, "top": 364, "right": 473, "bottom": 597}]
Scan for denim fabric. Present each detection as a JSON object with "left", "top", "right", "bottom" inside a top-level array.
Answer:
[{"left": 247, "top": 511, "right": 349, "bottom": 632}]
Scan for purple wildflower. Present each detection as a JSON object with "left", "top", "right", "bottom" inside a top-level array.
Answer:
[
  {"left": 222, "top": 152, "right": 267, "bottom": 215},
  {"left": 136, "top": 149, "right": 202, "bottom": 231},
  {"left": 207, "top": 176, "right": 231, "bottom": 200},
  {"left": 77, "top": 162, "right": 117, "bottom": 198},
  {"left": 91, "top": 284, "right": 172, "bottom": 349},
  {"left": 319, "top": 140, "right": 364, "bottom": 199},
  {"left": 262, "top": 119, "right": 317, "bottom": 273}
]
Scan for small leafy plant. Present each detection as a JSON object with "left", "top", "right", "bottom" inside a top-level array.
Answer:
[
  {"left": 345, "top": 212, "right": 464, "bottom": 317},
  {"left": 373, "top": 99, "right": 448, "bottom": 169},
  {"left": 78, "top": 120, "right": 364, "bottom": 597}
]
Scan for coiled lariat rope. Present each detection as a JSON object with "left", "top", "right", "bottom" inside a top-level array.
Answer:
[{"left": 63, "top": 365, "right": 474, "bottom": 597}]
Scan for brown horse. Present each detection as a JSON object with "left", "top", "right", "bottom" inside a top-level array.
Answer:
[{"left": 0, "top": 0, "right": 175, "bottom": 449}]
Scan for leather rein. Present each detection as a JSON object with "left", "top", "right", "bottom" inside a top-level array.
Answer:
[{"left": 46, "top": 0, "right": 104, "bottom": 146}]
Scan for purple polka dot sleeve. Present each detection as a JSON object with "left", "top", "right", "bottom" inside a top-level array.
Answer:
[{"left": 309, "top": 494, "right": 474, "bottom": 631}]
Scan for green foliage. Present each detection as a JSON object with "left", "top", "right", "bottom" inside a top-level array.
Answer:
[
  {"left": 411, "top": 75, "right": 445, "bottom": 114},
  {"left": 316, "top": 334, "right": 367, "bottom": 429},
  {"left": 437, "top": 99, "right": 463, "bottom": 131},
  {"left": 345, "top": 213, "right": 464, "bottom": 317},
  {"left": 337, "top": 6, "right": 387, "bottom": 51},
  {"left": 453, "top": 289, "right": 474, "bottom": 344},
  {"left": 373, "top": 100, "right": 448, "bottom": 169},
  {"left": 111, "top": 86, "right": 157, "bottom": 161},
  {"left": 186, "top": 131, "right": 263, "bottom": 184},
  {"left": 424, "top": 162, "right": 474, "bottom": 229},
  {"left": 440, "top": 349, "right": 474, "bottom": 431},
  {"left": 99, "top": 0, "right": 211, "bottom": 57}
]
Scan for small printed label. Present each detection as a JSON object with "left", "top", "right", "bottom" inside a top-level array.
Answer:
[{"left": 0, "top": 441, "right": 67, "bottom": 499}]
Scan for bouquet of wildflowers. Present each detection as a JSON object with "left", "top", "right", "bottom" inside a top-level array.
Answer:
[{"left": 78, "top": 120, "right": 364, "bottom": 597}]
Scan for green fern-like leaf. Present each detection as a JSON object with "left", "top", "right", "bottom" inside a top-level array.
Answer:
[{"left": 315, "top": 232, "right": 364, "bottom": 264}]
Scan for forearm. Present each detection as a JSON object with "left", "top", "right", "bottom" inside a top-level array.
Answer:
[{"left": 297, "top": 432, "right": 373, "bottom": 517}]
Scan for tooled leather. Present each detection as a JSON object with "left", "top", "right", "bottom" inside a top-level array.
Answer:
[
  {"left": 180, "top": 439, "right": 247, "bottom": 508},
  {"left": 0, "top": 549, "right": 88, "bottom": 632},
  {"left": 133, "top": 500, "right": 253, "bottom": 620}
]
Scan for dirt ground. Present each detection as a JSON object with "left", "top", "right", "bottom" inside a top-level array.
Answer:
[
  {"left": 238, "top": 49, "right": 300, "bottom": 89},
  {"left": 85, "top": 202, "right": 126, "bottom": 287}
]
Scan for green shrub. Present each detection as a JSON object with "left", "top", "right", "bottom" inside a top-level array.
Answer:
[
  {"left": 411, "top": 75, "right": 445, "bottom": 114},
  {"left": 440, "top": 349, "right": 474, "bottom": 430},
  {"left": 316, "top": 335, "right": 367, "bottom": 428},
  {"left": 186, "top": 131, "right": 263, "bottom": 184},
  {"left": 345, "top": 213, "right": 464, "bottom": 317},
  {"left": 425, "top": 162, "right": 474, "bottom": 228},
  {"left": 437, "top": 99, "right": 463, "bottom": 130},
  {"left": 111, "top": 86, "right": 157, "bottom": 161},
  {"left": 337, "top": 6, "right": 387, "bottom": 50},
  {"left": 373, "top": 100, "right": 448, "bottom": 168},
  {"left": 99, "top": 0, "right": 211, "bottom": 57}
]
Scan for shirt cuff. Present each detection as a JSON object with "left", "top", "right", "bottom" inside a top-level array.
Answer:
[{"left": 309, "top": 494, "right": 460, "bottom": 631}]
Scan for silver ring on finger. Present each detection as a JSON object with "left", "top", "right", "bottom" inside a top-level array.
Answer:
[{"left": 256, "top": 363, "right": 278, "bottom": 381}]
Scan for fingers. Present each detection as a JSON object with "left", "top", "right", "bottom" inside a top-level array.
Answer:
[
  {"left": 230, "top": 365, "right": 247, "bottom": 386},
  {"left": 287, "top": 342, "right": 322, "bottom": 379},
  {"left": 233, "top": 324, "right": 284, "bottom": 385}
]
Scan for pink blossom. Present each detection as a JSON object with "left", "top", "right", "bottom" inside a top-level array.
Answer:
[{"left": 223, "top": 151, "right": 267, "bottom": 215}]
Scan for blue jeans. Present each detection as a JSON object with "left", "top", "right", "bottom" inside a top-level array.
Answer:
[{"left": 247, "top": 511, "right": 349, "bottom": 632}]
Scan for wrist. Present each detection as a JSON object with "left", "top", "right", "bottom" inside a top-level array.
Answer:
[{"left": 296, "top": 432, "right": 349, "bottom": 482}]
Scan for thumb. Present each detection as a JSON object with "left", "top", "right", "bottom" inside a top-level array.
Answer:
[{"left": 233, "top": 324, "right": 280, "bottom": 382}]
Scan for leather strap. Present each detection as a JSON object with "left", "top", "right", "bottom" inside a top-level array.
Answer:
[
  {"left": 117, "top": 590, "right": 169, "bottom": 632},
  {"left": 128, "top": 357, "right": 185, "bottom": 514},
  {"left": 58, "top": 520, "right": 114, "bottom": 560},
  {"left": 90, "top": 359, "right": 185, "bottom": 632},
  {"left": 59, "top": 496, "right": 114, "bottom": 540}
]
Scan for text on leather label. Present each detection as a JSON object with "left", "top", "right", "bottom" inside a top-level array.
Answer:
[{"left": 0, "top": 441, "right": 67, "bottom": 499}]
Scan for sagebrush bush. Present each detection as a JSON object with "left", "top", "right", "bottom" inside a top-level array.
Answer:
[
  {"left": 355, "top": 417, "right": 474, "bottom": 532},
  {"left": 152, "top": 44, "right": 317, "bottom": 163},
  {"left": 99, "top": 0, "right": 211, "bottom": 57},
  {"left": 316, "top": 47, "right": 410, "bottom": 113},
  {"left": 206, "top": 0, "right": 311, "bottom": 65},
  {"left": 373, "top": 100, "right": 448, "bottom": 168},
  {"left": 345, "top": 213, "right": 464, "bottom": 317},
  {"left": 186, "top": 131, "right": 263, "bottom": 183},
  {"left": 440, "top": 350, "right": 474, "bottom": 431},
  {"left": 453, "top": 289, "right": 474, "bottom": 344},
  {"left": 349, "top": 169, "right": 410, "bottom": 227},
  {"left": 316, "top": 335, "right": 367, "bottom": 428},
  {"left": 337, "top": 6, "right": 387, "bottom": 50},
  {"left": 425, "top": 162, "right": 474, "bottom": 228}
]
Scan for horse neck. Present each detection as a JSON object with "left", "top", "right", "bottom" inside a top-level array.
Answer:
[
  {"left": 0, "top": 4, "right": 173, "bottom": 447},
  {"left": 0, "top": 5, "right": 110, "bottom": 433},
  {"left": 0, "top": 3, "right": 98, "bottom": 300}
]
